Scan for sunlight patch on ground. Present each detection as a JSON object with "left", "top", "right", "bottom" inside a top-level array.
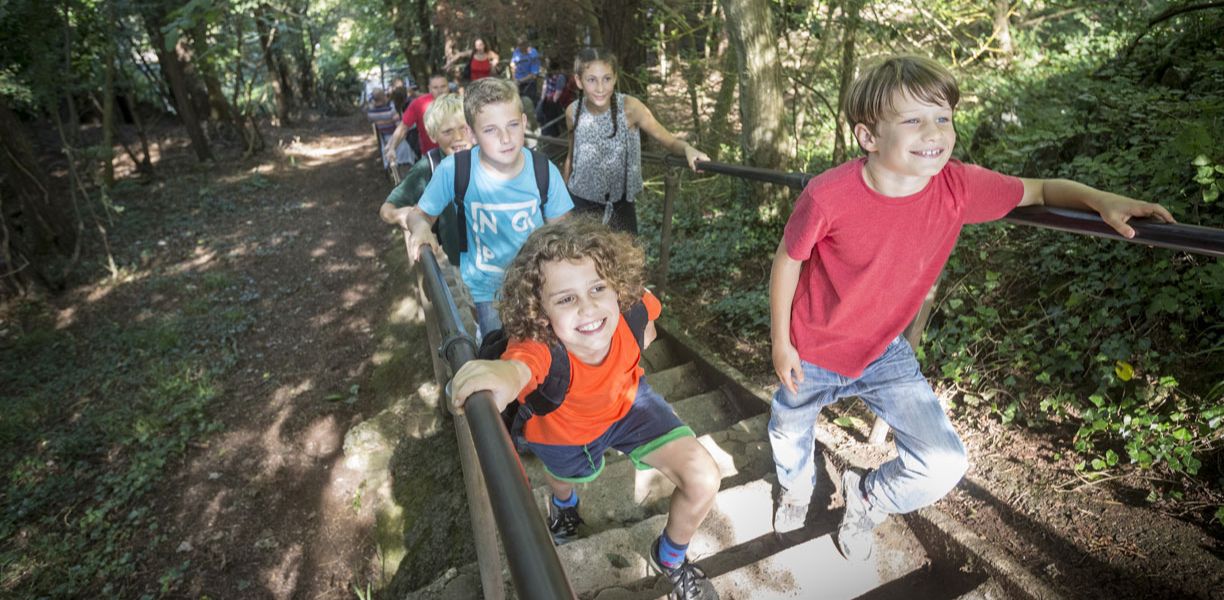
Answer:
[
  {"left": 388, "top": 294, "right": 424, "bottom": 325},
  {"left": 353, "top": 243, "right": 378, "bottom": 259},
  {"left": 309, "top": 239, "right": 336, "bottom": 258},
  {"left": 163, "top": 249, "right": 217, "bottom": 277},
  {"left": 261, "top": 541, "right": 303, "bottom": 599},
  {"left": 341, "top": 283, "right": 372, "bottom": 309}
]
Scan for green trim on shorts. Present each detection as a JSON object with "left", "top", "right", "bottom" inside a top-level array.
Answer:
[
  {"left": 628, "top": 425, "right": 695, "bottom": 470},
  {"left": 543, "top": 448, "right": 606, "bottom": 484}
]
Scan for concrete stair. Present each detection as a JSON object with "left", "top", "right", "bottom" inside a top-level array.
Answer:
[{"left": 404, "top": 335, "right": 1010, "bottom": 599}]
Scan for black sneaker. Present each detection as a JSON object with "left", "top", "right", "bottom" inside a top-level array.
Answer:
[
  {"left": 547, "top": 497, "right": 583, "bottom": 545},
  {"left": 648, "top": 537, "right": 719, "bottom": 600}
]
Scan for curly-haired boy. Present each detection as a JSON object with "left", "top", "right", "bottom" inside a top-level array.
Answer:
[{"left": 451, "top": 218, "right": 721, "bottom": 600}]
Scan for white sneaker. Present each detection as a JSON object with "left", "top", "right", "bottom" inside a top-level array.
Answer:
[
  {"left": 836, "top": 470, "right": 886, "bottom": 560},
  {"left": 773, "top": 499, "right": 809, "bottom": 534}
]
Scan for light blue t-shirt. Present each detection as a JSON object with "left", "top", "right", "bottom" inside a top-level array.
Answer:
[{"left": 418, "top": 147, "right": 574, "bottom": 302}]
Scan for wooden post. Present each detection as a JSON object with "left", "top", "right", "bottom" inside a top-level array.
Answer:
[{"left": 657, "top": 169, "right": 679, "bottom": 300}]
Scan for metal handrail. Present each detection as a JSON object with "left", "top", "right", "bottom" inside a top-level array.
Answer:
[
  {"left": 533, "top": 132, "right": 1224, "bottom": 258},
  {"left": 415, "top": 247, "right": 576, "bottom": 599}
]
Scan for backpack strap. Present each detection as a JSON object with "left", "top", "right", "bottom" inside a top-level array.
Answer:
[
  {"left": 529, "top": 148, "right": 550, "bottom": 209},
  {"left": 521, "top": 342, "right": 570, "bottom": 418},
  {"left": 623, "top": 299, "right": 649, "bottom": 350},
  {"left": 453, "top": 149, "right": 472, "bottom": 252},
  {"left": 426, "top": 147, "right": 443, "bottom": 173}
]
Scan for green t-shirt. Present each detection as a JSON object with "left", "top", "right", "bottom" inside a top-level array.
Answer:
[
  {"left": 384, "top": 155, "right": 462, "bottom": 264},
  {"left": 385, "top": 157, "right": 433, "bottom": 208}
]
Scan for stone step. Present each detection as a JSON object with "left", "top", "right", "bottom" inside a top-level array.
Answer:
[
  {"left": 642, "top": 362, "right": 708, "bottom": 403},
  {"left": 640, "top": 336, "right": 686, "bottom": 373},
  {"left": 520, "top": 387, "right": 753, "bottom": 488},
  {"left": 554, "top": 477, "right": 929, "bottom": 599},
  {"left": 529, "top": 414, "right": 773, "bottom": 536}
]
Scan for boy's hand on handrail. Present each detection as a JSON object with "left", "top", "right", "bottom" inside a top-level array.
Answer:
[
  {"left": 405, "top": 219, "right": 441, "bottom": 262},
  {"left": 1094, "top": 195, "right": 1177, "bottom": 239},
  {"left": 772, "top": 340, "right": 805, "bottom": 395},
  {"left": 450, "top": 359, "right": 530, "bottom": 414}
]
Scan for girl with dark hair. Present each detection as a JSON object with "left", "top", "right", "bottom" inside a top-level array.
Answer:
[
  {"left": 445, "top": 38, "right": 500, "bottom": 82},
  {"left": 564, "top": 48, "right": 709, "bottom": 234}
]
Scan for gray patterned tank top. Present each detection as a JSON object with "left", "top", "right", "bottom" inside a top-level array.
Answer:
[{"left": 567, "top": 93, "right": 644, "bottom": 204}]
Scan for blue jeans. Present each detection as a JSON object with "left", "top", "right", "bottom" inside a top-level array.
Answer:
[
  {"left": 474, "top": 301, "right": 503, "bottom": 341},
  {"left": 768, "top": 335, "right": 967, "bottom": 514}
]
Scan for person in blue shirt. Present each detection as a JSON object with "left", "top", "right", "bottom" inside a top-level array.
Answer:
[
  {"left": 403, "top": 77, "right": 573, "bottom": 337},
  {"left": 510, "top": 37, "right": 542, "bottom": 106}
]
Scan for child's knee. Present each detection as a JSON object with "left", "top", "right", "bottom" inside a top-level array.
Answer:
[
  {"left": 680, "top": 451, "right": 722, "bottom": 501},
  {"left": 921, "top": 444, "right": 968, "bottom": 496}
]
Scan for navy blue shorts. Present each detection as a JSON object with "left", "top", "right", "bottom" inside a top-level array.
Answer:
[{"left": 525, "top": 381, "right": 693, "bottom": 483}]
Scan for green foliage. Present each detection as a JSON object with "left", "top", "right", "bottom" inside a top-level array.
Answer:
[
  {"left": 929, "top": 13, "right": 1224, "bottom": 483},
  {"left": 0, "top": 275, "right": 248, "bottom": 596}
]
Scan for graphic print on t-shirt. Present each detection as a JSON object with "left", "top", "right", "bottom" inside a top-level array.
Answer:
[{"left": 469, "top": 199, "right": 542, "bottom": 273}]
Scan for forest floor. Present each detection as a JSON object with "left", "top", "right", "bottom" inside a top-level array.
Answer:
[{"left": 3, "top": 113, "right": 1221, "bottom": 599}]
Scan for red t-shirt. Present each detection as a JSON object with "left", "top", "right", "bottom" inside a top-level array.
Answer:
[
  {"left": 402, "top": 93, "right": 437, "bottom": 152},
  {"left": 783, "top": 158, "right": 1023, "bottom": 377},
  {"left": 469, "top": 57, "right": 492, "bottom": 80},
  {"left": 502, "top": 291, "right": 662, "bottom": 446}
]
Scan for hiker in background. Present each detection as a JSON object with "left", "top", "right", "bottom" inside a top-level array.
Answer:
[
  {"left": 385, "top": 73, "right": 449, "bottom": 164},
  {"left": 446, "top": 37, "right": 500, "bottom": 84},
  {"left": 450, "top": 218, "right": 721, "bottom": 600},
  {"left": 390, "top": 78, "right": 409, "bottom": 114},
  {"left": 365, "top": 87, "right": 412, "bottom": 169},
  {"left": 510, "top": 36, "right": 542, "bottom": 106},
  {"left": 536, "top": 59, "right": 572, "bottom": 138}
]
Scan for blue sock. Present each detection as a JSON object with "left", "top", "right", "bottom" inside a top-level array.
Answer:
[
  {"left": 552, "top": 490, "right": 578, "bottom": 508},
  {"left": 656, "top": 531, "right": 688, "bottom": 570}
]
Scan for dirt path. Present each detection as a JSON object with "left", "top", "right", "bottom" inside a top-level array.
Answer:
[{"left": 136, "top": 116, "right": 399, "bottom": 598}]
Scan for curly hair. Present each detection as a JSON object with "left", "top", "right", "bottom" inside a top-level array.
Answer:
[{"left": 499, "top": 217, "right": 645, "bottom": 344}]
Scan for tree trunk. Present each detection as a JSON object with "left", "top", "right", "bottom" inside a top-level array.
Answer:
[
  {"left": 0, "top": 101, "right": 75, "bottom": 291},
  {"left": 256, "top": 3, "right": 294, "bottom": 126},
  {"left": 993, "top": 0, "right": 1014, "bottom": 59},
  {"left": 143, "top": 7, "right": 214, "bottom": 161},
  {"left": 707, "top": 37, "right": 737, "bottom": 161},
  {"left": 594, "top": 1, "right": 647, "bottom": 95},
  {"left": 832, "top": 0, "right": 862, "bottom": 165},
  {"left": 719, "top": 0, "right": 787, "bottom": 173},
  {"left": 102, "top": 0, "right": 117, "bottom": 187}
]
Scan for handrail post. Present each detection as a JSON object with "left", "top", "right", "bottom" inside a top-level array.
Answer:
[
  {"left": 867, "top": 276, "right": 942, "bottom": 445},
  {"left": 411, "top": 235, "right": 505, "bottom": 598},
  {"left": 658, "top": 169, "right": 679, "bottom": 300},
  {"left": 453, "top": 413, "right": 507, "bottom": 599},
  {"left": 415, "top": 245, "right": 575, "bottom": 599}
]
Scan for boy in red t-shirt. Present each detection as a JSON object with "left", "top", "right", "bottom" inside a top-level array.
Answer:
[
  {"left": 768, "top": 55, "right": 1174, "bottom": 560},
  {"left": 451, "top": 218, "right": 720, "bottom": 600}
]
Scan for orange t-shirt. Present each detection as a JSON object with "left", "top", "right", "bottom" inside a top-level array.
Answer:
[{"left": 502, "top": 291, "right": 662, "bottom": 446}]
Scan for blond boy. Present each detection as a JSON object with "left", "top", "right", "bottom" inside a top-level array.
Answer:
[{"left": 379, "top": 93, "right": 473, "bottom": 230}]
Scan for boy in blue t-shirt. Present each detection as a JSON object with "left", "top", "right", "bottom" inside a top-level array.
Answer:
[{"left": 405, "top": 77, "right": 573, "bottom": 336}]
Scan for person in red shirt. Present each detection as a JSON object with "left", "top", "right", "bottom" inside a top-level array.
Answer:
[
  {"left": 768, "top": 55, "right": 1174, "bottom": 561},
  {"left": 445, "top": 37, "right": 500, "bottom": 82},
  {"left": 450, "top": 218, "right": 720, "bottom": 600},
  {"left": 384, "top": 73, "right": 448, "bottom": 162}
]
